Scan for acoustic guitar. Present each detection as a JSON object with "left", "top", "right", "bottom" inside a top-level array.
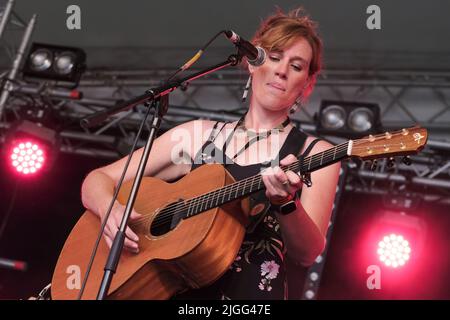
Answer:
[{"left": 51, "top": 126, "right": 428, "bottom": 299}]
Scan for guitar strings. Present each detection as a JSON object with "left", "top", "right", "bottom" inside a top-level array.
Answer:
[
  {"left": 130, "top": 140, "right": 374, "bottom": 228},
  {"left": 128, "top": 141, "right": 350, "bottom": 228},
  {"left": 131, "top": 139, "right": 405, "bottom": 230},
  {"left": 129, "top": 134, "right": 412, "bottom": 229}
]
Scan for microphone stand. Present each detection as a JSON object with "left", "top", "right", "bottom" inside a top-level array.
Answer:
[{"left": 92, "top": 53, "right": 241, "bottom": 300}]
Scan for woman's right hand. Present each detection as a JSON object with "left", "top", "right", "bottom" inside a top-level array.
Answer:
[{"left": 101, "top": 201, "right": 142, "bottom": 254}]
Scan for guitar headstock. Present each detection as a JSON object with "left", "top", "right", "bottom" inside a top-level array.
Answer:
[{"left": 350, "top": 126, "right": 428, "bottom": 160}]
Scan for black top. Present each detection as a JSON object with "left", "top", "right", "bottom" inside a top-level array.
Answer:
[{"left": 174, "top": 122, "right": 312, "bottom": 300}]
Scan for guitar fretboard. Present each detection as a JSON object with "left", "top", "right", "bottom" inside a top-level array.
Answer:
[{"left": 184, "top": 141, "right": 349, "bottom": 217}]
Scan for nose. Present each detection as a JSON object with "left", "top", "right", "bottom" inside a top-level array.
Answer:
[{"left": 274, "top": 60, "right": 289, "bottom": 80}]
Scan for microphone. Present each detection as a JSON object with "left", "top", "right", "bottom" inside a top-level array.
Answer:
[{"left": 224, "top": 30, "right": 266, "bottom": 66}]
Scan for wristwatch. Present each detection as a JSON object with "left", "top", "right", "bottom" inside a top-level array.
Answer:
[{"left": 270, "top": 192, "right": 299, "bottom": 215}]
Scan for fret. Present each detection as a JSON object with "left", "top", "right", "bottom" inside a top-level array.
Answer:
[
  {"left": 222, "top": 187, "right": 226, "bottom": 203},
  {"left": 205, "top": 195, "right": 210, "bottom": 211},
  {"left": 206, "top": 195, "right": 211, "bottom": 211},
  {"left": 208, "top": 194, "right": 213, "bottom": 209},
  {"left": 322, "top": 152, "right": 328, "bottom": 165},
  {"left": 214, "top": 191, "right": 219, "bottom": 207},
  {"left": 193, "top": 199, "right": 199, "bottom": 216},
  {"left": 185, "top": 201, "right": 190, "bottom": 217},
  {"left": 203, "top": 195, "right": 208, "bottom": 212},
  {"left": 325, "top": 150, "right": 333, "bottom": 164},
  {"left": 199, "top": 196, "right": 204, "bottom": 212},
  {"left": 308, "top": 156, "right": 312, "bottom": 171},
  {"left": 333, "top": 145, "right": 337, "bottom": 160},
  {"left": 204, "top": 195, "right": 209, "bottom": 212},
  {"left": 188, "top": 200, "right": 193, "bottom": 217},
  {"left": 209, "top": 193, "right": 214, "bottom": 209},
  {"left": 249, "top": 178, "right": 254, "bottom": 193},
  {"left": 186, "top": 201, "right": 191, "bottom": 217},
  {"left": 320, "top": 151, "right": 324, "bottom": 166},
  {"left": 241, "top": 181, "right": 246, "bottom": 196}
]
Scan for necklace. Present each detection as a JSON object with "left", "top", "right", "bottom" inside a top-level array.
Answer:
[
  {"left": 235, "top": 114, "right": 291, "bottom": 138},
  {"left": 222, "top": 113, "right": 291, "bottom": 162}
]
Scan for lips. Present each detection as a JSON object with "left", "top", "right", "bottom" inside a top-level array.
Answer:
[{"left": 267, "top": 82, "right": 286, "bottom": 91}]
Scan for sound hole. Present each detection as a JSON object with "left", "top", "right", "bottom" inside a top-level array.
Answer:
[{"left": 150, "top": 200, "right": 186, "bottom": 236}]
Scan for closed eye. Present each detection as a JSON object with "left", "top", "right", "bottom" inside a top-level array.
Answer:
[{"left": 270, "top": 56, "right": 303, "bottom": 72}]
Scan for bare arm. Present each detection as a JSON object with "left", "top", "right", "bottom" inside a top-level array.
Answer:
[
  {"left": 262, "top": 140, "right": 341, "bottom": 266},
  {"left": 80, "top": 120, "right": 200, "bottom": 252}
]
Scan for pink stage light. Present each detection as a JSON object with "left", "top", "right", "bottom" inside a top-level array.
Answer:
[
  {"left": 9, "top": 140, "right": 46, "bottom": 175},
  {"left": 377, "top": 233, "right": 411, "bottom": 268}
]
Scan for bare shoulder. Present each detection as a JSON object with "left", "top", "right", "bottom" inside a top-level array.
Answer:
[
  {"left": 310, "top": 137, "right": 335, "bottom": 154},
  {"left": 177, "top": 119, "right": 225, "bottom": 159},
  {"left": 302, "top": 135, "right": 340, "bottom": 178},
  {"left": 301, "top": 135, "right": 335, "bottom": 155}
]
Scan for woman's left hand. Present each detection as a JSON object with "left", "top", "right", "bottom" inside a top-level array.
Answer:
[{"left": 261, "top": 154, "right": 302, "bottom": 204}]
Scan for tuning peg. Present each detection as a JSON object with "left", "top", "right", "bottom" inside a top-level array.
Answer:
[
  {"left": 370, "top": 159, "right": 378, "bottom": 171},
  {"left": 387, "top": 157, "right": 396, "bottom": 168},
  {"left": 301, "top": 173, "right": 312, "bottom": 188},
  {"left": 402, "top": 156, "right": 412, "bottom": 166}
]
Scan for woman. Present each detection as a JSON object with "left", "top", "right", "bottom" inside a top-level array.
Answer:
[{"left": 81, "top": 7, "right": 340, "bottom": 299}]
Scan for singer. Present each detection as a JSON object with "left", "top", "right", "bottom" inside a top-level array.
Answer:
[{"left": 81, "top": 7, "right": 340, "bottom": 299}]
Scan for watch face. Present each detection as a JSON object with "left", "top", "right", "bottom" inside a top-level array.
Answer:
[{"left": 281, "top": 201, "right": 297, "bottom": 215}]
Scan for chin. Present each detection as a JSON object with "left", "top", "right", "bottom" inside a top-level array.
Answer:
[{"left": 262, "top": 105, "right": 289, "bottom": 113}]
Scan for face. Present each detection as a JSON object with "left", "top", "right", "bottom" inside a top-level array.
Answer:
[{"left": 249, "top": 37, "right": 312, "bottom": 112}]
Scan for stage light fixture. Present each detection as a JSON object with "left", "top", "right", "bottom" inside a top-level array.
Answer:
[
  {"left": 363, "top": 210, "right": 427, "bottom": 273},
  {"left": 316, "top": 100, "right": 381, "bottom": 138},
  {"left": 3, "top": 120, "right": 59, "bottom": 177},
  {"left": 320, "top": 104, "right": 346, "bottom": 130},
  {"left": 8, "top": 140, "right": 46, "bottom": 175},
  {"left": 23, "top": 43, "right": 86, "bottom": 86},
  {"left": 377, "top": 233, "right": 411, "bottom": 268},
  {"left": 348, "top": 107, "right": 375, "bottom": 132}
]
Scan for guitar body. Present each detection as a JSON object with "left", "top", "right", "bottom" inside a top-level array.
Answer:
[{"left": 51, "top": 164, "right": 250, "bottom": 300}]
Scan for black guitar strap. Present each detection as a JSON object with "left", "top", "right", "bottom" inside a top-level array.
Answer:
[{"left": 299, "top": 138, "right": 323, "bottom": 158}]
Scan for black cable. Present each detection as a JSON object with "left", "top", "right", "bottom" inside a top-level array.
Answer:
[{"left": 166, "top": 30, "right": 226, "bottom": 82}]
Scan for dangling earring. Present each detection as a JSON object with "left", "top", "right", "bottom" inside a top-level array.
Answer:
[
  {"left": 290, "top": 82, "right": 308, "bottom": 114},
  {"left": 289, "top": 97, "right": 302, "bottom": 114},
  {"left": 242, "top": 74, "right": 252, "bottom": 102}
]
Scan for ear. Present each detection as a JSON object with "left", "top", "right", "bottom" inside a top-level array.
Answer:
[{"left": 304, "top": 76, "right": 312, "bottom": 89}]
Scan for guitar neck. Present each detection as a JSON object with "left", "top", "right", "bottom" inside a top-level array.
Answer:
[{"left": 185, "top": 141, "right": 350, "bottom": 217}]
